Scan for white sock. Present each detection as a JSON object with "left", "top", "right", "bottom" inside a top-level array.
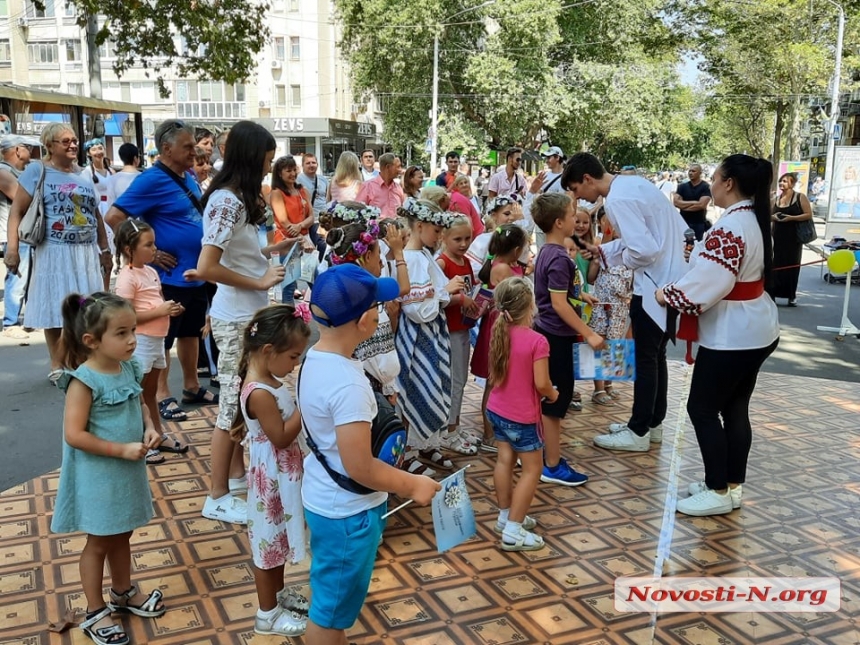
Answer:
[
  {"left": 498, "top": 508, "right": 510, "bottom": 525},
  {"left": 257, "top": 606, "right": 279, "bottom": 620},
  {"left": 503, "top": 520, "right": 522, "bottom": 539}
]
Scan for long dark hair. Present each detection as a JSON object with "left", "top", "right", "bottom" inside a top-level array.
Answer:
[
  {"left": 478, "top": 224, "right": 528, "bottom": 285},
  {"left": 717, "top": 154, "right": 774, "bottom": 284},
  {"left": 271, "top": 155, "right": 301, "bottom": 196},
  {"left": 202, "top": 120, "right": 275, "bottom": 226}
]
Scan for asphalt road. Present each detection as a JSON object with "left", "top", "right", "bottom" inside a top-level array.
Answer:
[{"left": 1, "top": 241, "right": 858, "bottom": 491}]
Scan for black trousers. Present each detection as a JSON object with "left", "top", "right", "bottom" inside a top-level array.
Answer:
[
  {"left": 686, "top": 339, "right": 778, "bottom": 490},
  {"left": 627, "top": 295, "right": 674, "bottom": 436}
]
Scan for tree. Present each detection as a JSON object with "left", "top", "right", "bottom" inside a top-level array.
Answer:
[{"left": 48, "top": 0, "right": 270, "bottom": 96}]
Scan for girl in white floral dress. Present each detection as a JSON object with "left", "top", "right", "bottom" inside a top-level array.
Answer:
[{"left": 230, "top": 304, "right": 312, "bottom": 638}]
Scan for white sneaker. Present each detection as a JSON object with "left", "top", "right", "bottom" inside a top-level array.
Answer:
[
  {"left": 254, "top": 606, "right": 307, "bottom": 637},
  {"left": 202, "top": 494, "right": 247, "bottom": 525},
  {"left": 688, "top": 482, "right": 742, "bottom": 509},
  {"left": 594, "top": 428, "right": 650, "bottom": 452},
  {"left": 228, "top": 477, "right": 248, "bottom": 494},
  {"left": 676, "top": 488, "right": 733, "bottom": 517},
  {"left": 609, "top": 422, "right": 662, "bottom": 443}
]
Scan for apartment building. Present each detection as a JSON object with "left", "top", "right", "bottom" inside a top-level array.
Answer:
[{"left": 0, "top": 0, "right": 383, "bottom": 169}]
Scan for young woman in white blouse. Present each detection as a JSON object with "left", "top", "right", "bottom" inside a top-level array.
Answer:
[{"left": 656, "top": 154, "right": 780, "bottom": 517}]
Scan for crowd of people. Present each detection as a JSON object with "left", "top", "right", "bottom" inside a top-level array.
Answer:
[{"left": 0, "top": 121, "right": 786, "bottom": 644}]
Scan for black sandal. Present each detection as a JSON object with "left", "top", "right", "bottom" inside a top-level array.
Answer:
[
  {"left": 107, "top": 586, "right": 166, "bottom": 618},
  {"left": 181, "top": 387, "right": 219, "bottom": 405},
  {"left": 156, "top": 433, "right": 189, "bottom": 454},
  {"left": 158, "top": 398, "right": 187, "bottom": 421}
]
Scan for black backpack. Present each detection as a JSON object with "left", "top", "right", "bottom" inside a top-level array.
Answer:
[{"left": 297, "top": 363, "right": 407, "bottom": 495}]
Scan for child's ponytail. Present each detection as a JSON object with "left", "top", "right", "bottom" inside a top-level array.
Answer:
[
  {"left": 60, "top": 291, "right": 133, "bottom": 370},
  {"left": 488, "top": 277, "right": 534, "bottom": 386},
  {"left": 478, "top": 224, "right": 528, "bottom": 285}
]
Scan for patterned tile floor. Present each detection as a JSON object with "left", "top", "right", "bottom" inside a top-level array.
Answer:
[{"left": 1, "top": 361, "right": 859, "bottom": 645}]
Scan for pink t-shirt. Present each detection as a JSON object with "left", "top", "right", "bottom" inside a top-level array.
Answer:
[
  {"left": 487, "top": 326, "right": 550, "bottom": 424},
  {"left": 449, "top": 191, "right": 484, "bottom": 235},
  {"left": 114, "top": 265, "right": 169, "bottom": 337}
]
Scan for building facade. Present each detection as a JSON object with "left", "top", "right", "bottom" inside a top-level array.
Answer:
[{"left": 0, "top": 0, "right": 383, "bottom": 167}]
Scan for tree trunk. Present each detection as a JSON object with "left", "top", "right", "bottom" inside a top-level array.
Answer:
[{"left": 772, "top": 101, "right": 787, "bottom": 185}]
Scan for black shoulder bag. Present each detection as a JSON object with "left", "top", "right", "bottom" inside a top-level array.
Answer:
[{"left": 154, "top": 161, "right": 203, "bottom": 214}]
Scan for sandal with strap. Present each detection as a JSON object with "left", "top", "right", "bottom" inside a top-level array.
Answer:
[
  {"left": 145, "top": 449, "right": 165, "bottom": 465},
  {"left": 107, "top": 586, "right": 166, "bottom": 618},
  {"left": 440, "top": 432, "right": 478, "bottom": 455},
  {"left": 156, "top": 433, "right": 189, "bottom": 454},
  {"left": 181, "top": 387, "right": 219, "bottom": 405},
  {"left": 605, "top": 385, "right": 620, "bottom": 400},
  {"left": 418, "top": 449, "right": 455, "bottom": 471},
  {"left": 277, "top": 588, "right": 310, "bottom": 616},
  {"left": 403, "top": 457, "right": 437, "bottom": 478},
  {"left": 479, "top": 435, "right": 499, "bottom": 453},
  {"left": 158, "top": 398, "right": 187, "bottom": 422},
  {"left": 501, "top": 527, "right": 546, "bottom": 552},
  {"left": 80, "top": 607, "right": 129, "bottom": 645},
  {"left": 591, "top": 390, "right": 615, "bottom": 407}
]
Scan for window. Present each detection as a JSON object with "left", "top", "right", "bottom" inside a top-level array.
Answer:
[
  {"left": 234, "top": 83, "right": 246, "bottom": 102},
  {"left": 103, "top": 81, "right": 121, "bottom": 101},
  {"left": 27, "top": 0, "right": 55, "bottom": 18},
  {"left": 65, "top": 39, "right": 81, "bottom": 62},
  {"left": 199, "top": 81, "right": 224, "bottom": 102},
  {"left": 131, "top": 81, "right": 156, "bottom": 103},
  {"left": 99, "top": 40, "right": 117, "bottom": 59},
  {"left": 289, "top": 85, "right": 301, "bottom": 109},
  {"left": 288, "top": 0, "right": 299, "bottom": 11},
  {"left": 273, "top": 36, "right": 285, "bottom": 61},
  {"left": 67, "top": 82, "right": 83, "bottom": 95},
  {"left": 290, "top": 36, "right": 300, "bottom": 60},
  {"left": 275, "top": 85, "right": 286, "bottom": 107},
  {"left": 0, "top": 39, "right": 10, "bottom": 65},
  {"left": 64, "top": 1, "right": 75, "bottom": 17},
  {"left": 0, "top": 0, "right": 8, "bottom": 16},
  {"left": 271, "top": 0, "right": 285, "bottom": 11},
  {"left": 28, "top": 42, "right": 59, "bottom": 64}
]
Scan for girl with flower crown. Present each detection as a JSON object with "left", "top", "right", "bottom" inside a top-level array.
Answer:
[
  {"left": 326, "top": 217, "right": 410, "bottom": 398},
  {"left": 395, "top": 200, "right": 465, "bottom": 475}
]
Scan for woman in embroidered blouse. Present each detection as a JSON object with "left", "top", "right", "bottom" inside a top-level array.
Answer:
[
  {"left": 656, "top": 154, "right": 780, "bottom": 518},
  {"left": 768, "top": 172, "right": 812, "bottom": 306}
]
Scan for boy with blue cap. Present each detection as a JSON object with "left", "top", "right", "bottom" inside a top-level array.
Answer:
[{"left": 300, "top": 263, "right": 440, "bottom": 644}]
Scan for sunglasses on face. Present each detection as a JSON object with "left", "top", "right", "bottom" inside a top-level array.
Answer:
[{"left": 53, "top": 137, "right": 79, "bottom": 147}]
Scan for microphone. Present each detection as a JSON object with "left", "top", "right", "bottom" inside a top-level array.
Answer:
[{"left": 684, "top": 228, "right": 696, "bottom": 251}]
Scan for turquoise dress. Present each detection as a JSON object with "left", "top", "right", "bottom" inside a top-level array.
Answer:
[{"left": 51, "top": 360, "right": 154, "bottom": 536}]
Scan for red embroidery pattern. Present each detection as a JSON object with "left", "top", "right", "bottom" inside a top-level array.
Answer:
[
  {"left": 701, "top": 228, "right": 745, "bottom": 276},
  {"left": 663, "top": 284, "right": 701, "bottom": 316}
]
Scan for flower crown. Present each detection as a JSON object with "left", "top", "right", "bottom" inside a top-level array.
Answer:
[
  {"left": 330, "top": 218, "right": 381, "bottom": 265},
  {"left": 408, "top": 202, "right": 458, "bottom": 228},
  {"left": 326, "top": 201, "right": 380, "bottom": 224},
  {"left": 485, "top": 194, "right": 521, "bottom": 215}
]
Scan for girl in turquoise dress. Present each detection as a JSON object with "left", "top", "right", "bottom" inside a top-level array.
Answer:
[{"left": 51, "top": 292, "right": 165, "bottom": 645}]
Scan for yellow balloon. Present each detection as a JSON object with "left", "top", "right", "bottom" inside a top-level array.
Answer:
[{"left": 827, "top": 249, "right": 857, "bottom": 275}]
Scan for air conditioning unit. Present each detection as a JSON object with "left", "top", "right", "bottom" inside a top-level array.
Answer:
[
  {"left": 271, "top": 60, "right": 282, "bottom": 69},
  {"left": 259, "top": 100, "right": 271, "bottom": 107},
  {"left": 17, "top": 17, "right": 29, "bottom": 28}
]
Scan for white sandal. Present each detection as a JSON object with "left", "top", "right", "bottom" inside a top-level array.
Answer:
[
  {"left": 80, "top": 607, "right": 129, "bottom": 645},
  {"left": 107, "top": 586, "right": 166, "bottom": 618},
  {"left": 254, "top": 606, "right": 307, "bottom": 637},
  {"left": 441, "top": 432, "right": 478, "bottom": 455},
  {"left": 501, "top": 527, "right": 546, "bottom": 552}
]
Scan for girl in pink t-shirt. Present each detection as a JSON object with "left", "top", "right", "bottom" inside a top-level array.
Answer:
[
  {"left": 486, "top": 277, "right": 559, "bottom": 552},
  {"left": 114, "top": 219, "right": 187, "bottom": 464}
]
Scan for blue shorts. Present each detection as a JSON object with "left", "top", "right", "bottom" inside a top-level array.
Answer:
[
  {"left": 486, "top": 409, "right": 544, "bottom": 453},
  {"left": 304, "top": 501, "right": 387, "bottom": 630}
]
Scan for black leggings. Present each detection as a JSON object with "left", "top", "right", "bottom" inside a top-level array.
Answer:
[{"left": 686, "top": 339, "right": 778, "bottom": 490}]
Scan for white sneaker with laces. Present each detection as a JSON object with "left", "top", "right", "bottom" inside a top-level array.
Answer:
[
  {"left": 594, "top": 428, "right": 650, "bottom": 452},
  {"left": 609, "top": 422, "right": 662, "bottom": 443},
  {"left": 676, "top": 488, "right": 733, "bottom": 516},
  {"left": 202, "top": 494, "right": 248, "bottom": 525},
  {"left": 228, "top": 477, "right": 248, "bottom": 494},
  {"left": 688, "top": 482, "right": 742, "bottom": 509}
]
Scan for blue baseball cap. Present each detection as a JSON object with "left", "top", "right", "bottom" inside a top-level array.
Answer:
[{"left": 310, "top": 263, "right": 400, "bottom": 328}]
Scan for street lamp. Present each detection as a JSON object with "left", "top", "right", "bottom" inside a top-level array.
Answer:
[
  {"left": 430, "top": 0, "right": 495, "bottom": 176},
  {"left": 823, "top": 0, "right": 844, "bottom": 186}
]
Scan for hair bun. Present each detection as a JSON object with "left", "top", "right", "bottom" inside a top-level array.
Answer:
[{"left": 326, "top": 227, "right": 346, "bottom": 249}]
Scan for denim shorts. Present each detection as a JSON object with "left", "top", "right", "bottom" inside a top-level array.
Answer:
[
  {"left": 304, "top": 501, "right": 386, "bottom": 630},
  {"left": 486, "top": 409, "right": 544, "bottom": 453}
]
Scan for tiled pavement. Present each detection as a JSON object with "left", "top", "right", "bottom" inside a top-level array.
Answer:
[{"left": 1, "top": 362, "right": 858, "bottom": 645}]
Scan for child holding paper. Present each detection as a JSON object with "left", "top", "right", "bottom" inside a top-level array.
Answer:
[{"left": 487, "top": 277, "right": 558, "bottom": 551}]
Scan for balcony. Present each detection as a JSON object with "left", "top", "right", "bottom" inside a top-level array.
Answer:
[{"left": 176, "top": 101, "right": 247, "bottom": 120}]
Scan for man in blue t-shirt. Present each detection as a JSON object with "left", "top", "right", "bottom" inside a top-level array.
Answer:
[{"left": 106, "top": 119, "right": 217, "bottom": 423}]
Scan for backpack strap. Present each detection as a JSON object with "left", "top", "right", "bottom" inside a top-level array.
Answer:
[{"left": 297, "top": 361, "right": 375, "bottom": 495}]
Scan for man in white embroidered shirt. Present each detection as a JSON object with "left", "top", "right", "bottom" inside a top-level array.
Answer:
[{"left": 562, "top": 152, "right": 688, "bottom": 452}]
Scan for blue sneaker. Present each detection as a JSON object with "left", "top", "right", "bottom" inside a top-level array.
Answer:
[{"left": 540, "top": 458, "right": 588, "bottom": 487}]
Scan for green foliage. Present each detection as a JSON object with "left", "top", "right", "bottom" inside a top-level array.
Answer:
[{"left": 48, "top": 0, "right": 270, "bottom": 97}]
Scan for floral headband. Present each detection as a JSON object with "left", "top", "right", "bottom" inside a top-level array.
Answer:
[
  {"left": 408, "top": 202, "right": 458, "bottom": 228},
  {"left": 485, "top": 194, "right": 521, "bottom": 214},
  {"left": 326, "top": 201, "right": 380, "bottom": 224},
  {"left": 330, "top": 218, "right": 381, "bottom": 266}
]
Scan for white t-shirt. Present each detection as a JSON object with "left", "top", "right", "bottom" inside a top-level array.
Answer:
[
  {"left": 300, "top": 348, "right": 388, "bottom": 518},
  {"left": 106, "top": 170, "right": 139, "bottom": 209},
  {"left": 202, "top": 189, "right": 269, "bottom": 322}
]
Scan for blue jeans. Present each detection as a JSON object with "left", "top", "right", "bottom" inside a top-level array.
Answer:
[{"left": 3, "top": 243, "right": 30, "bottom": 328}]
